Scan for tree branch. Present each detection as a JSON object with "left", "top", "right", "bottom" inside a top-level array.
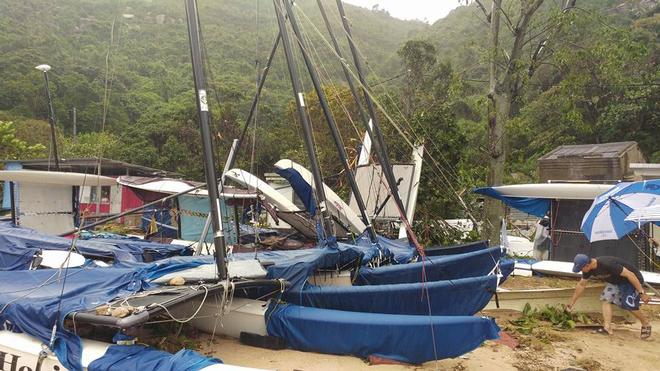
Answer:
[{"left": 474, "top": 0, "right": 491, "bottom": 22}]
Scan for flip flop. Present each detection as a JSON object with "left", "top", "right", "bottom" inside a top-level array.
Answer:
[
  {"left": 592, "top": 328, "right": 612, "bottom": 335},
  {"left": 641, "top": 325, "right": 652, "bottom": 339}
]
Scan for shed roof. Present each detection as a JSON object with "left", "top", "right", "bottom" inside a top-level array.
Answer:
[
  {"left": 1, "top": 158, "right": 178, "bottom": 177},
  {"left": 539, "top": 142, "right": 638, "bottom": 161}
]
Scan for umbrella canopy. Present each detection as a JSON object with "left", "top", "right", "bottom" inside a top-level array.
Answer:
[
  {"left": 625, "top": 204, "right": 660, "bottom": 224},
  {"left": 581, "top": 180, "right": 660, "bottom": 242}
]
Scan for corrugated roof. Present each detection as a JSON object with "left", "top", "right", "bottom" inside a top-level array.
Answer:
[
  {"left": 1, "top": 157, "right": 178, "bottom": 177},
  {"left": 539, "top": 142, "right": 638, "bottom": 161}
]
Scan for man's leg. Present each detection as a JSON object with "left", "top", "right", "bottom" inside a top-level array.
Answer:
[
  {"left": 602, "top": 301, "right": 614, "bottom": 334},
  {"left": 629, "top": 309, "right": 650, "bottom": 327}
]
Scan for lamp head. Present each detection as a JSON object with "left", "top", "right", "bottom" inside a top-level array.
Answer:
[{"left": 35, "top": 64, "right": 51, "bottom": 73}]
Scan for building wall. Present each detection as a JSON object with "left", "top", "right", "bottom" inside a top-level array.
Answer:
[{"left": 539, "top": 144, "right": 645, "bottom": 182}]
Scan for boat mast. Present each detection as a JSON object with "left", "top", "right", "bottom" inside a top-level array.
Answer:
[
  {"left": 335, "top": 0, "right": 413, "bottom": 240},
  {"left": 316, "top": 0, "right": 374, "bottom": 168},
  {"left": 185, "top": 0, "right": 227, "bottom": 279},
  {"left": 281, "top": 0, "right": 377, "bottom": 243},
  {"left": 272, "top": 0, "right": 334, "bottom": 239}
]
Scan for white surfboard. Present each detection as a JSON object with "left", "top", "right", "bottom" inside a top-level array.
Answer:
[
  {"left": 224, "top": 169, "right": 300, "bottom": 212},
  {"left": 0, "top": 170, "right": 116, "bottom": 186},
  {"left": 274, "top": 159, "right": 367, "bottom": 235},
  {"left": 487, "top": 183, "right": 614, "bottom": 200}
]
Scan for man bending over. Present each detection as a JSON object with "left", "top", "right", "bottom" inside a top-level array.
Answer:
[{"left": 567, "top": 254, "right": 651, "bottom": 338}]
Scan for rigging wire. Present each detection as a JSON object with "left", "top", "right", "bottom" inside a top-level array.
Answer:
[{"left": 293, "top": 4, "right": 478, "bottom": 224}]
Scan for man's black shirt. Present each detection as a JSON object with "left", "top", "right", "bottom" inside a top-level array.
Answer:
[{"left": 583, "top": 256, "right": 644, "bottom": 285}]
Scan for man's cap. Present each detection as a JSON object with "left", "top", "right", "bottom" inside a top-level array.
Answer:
[{"left": 572, "top": 254, "right": 590, "bottom": 273}]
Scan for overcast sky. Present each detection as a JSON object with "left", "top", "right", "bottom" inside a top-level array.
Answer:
[{"left": 343, "top": 0, "right": 463, "bottom": 23}]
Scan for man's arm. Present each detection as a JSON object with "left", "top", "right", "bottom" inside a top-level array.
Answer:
[
  {"left": 567, "top": 279, "right": 588, "bottom": 311},
  {"left": 621, "top": 267, "right": 650, "bottom": 304}
]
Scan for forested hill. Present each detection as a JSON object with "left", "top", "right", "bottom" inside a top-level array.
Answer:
[{"left": 0, "top": 0, "right": 426, "bottom": 135}]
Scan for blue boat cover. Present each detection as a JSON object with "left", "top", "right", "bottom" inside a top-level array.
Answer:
[
  {"left": 0, "top": 244, "right": 38, "bottom": 270},
  {"left": 0, "top": 222, "right": 189, "bottom": 264},
  {"left": 353, "top": 233, "right": 415, "bottom": 264},
  {"left": 285, "top": 274, "right": 497, "bottom": 316},
  {"left": 266, "top": 302, "right": 500, "bottom": 364},
  {"left": 88, "top": 344, "right": 221, "bottom": 371},
  {"left": 473, "top": 187, "right": 550, "bottom": 217},
  {"left": 354, "top": 247, "right": 503, "bottom": 285},
  {"left": 275, "top": 167, "right": 316, "bottom": 214},
  {"left": 425, "top": 240, "right": 488, "bottom": 256},
  {"left": 230, "top": 242, "right": 365, "bottom": 289},
  {"left": 83, "top": 238, "right": 192, "bottom": 262},
  {"left": 0, "top": 267, "right": 147, "bottom": 370}
]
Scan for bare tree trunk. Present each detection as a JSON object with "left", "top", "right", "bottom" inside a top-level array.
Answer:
[{"left": 483, "top": 0, "right": 504, "bottom": 244}]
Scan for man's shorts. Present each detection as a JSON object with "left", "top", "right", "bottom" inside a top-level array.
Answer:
[{"left": 600, "top": 283, "right": 640, "bottom": 310}]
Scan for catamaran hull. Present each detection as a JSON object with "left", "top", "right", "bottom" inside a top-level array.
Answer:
[
  {"left": 187, "top": 297, "right": 499, "bottom": 365},
  {"left": 285, "top": 274, "right": 498, "bottom": 316},
  {"left": 266, "top": 303, "right": 500, "bottom": 364}
]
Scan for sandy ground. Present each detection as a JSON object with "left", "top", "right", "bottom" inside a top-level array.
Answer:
[{"left": 195, "top": 311, "right": 660, "bottom": 371}]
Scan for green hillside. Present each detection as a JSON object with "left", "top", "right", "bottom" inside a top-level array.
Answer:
[{"left": 0, "top": 0, "right": 426, "bottom": 134}]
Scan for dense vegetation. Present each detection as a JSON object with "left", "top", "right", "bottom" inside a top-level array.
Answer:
[{"left": 1, "top": 0, "right": 657, "bottom": 244}]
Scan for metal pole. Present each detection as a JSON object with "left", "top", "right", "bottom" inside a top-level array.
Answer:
[
  {"left": 72, "top": 107, "right": 77, "bottom": 142},
  {"left": 272, "top": 0, "right": 333, "bottom": 238},
  {"left": 9, "top": 182, "right": 16, "bottom": 225},
  {"left": 335, "top": 0, "right": 411, "bottom": 238},
  {"left": 283, "top": 0, "right": 376, "bottom": 242},
  {"left": 185, "top": 0, "right": 227, "bottom": 279},
  {"left": 41, "top": 70, "right": 61, "bottom": 171},
  {"left": 229, "top": 33, "right": 282, "bottom": 171},
  {"left": 315, "top": 0, "right": 369, "bottom": 125}
]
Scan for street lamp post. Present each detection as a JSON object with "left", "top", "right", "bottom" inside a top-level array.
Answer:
[{"left": 35, "top": 64, "right": 61, "bottom": 171}]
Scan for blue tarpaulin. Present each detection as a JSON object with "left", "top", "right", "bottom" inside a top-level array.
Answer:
[
  {"left": 425, "top": 240, "right": 488, "bottom": 256},
  {"left": 275, "top": 168, "right": 316, "bottom": 214},
  {"left": 266, "top": 302, "right": 500, "bottom": 364},
  {"left": 354, "top": 247, "right": 504, "bottom": 285},
  {"left": 0, "top": 222, "right": 134, "bottom": 262},
  {"left": 0, "top": 244, "right": 37, "bottom": 270},
  {"left": 353, "top": 233, "right": 415, "bottom": 264},
  {"left": 0, "top": 267, "right": 148, "bottom": 370},
  {"left": 285, "top": 274, "right": 497, "bottom": 316},
  {"left": 0, "top": 222, "right": 189, "bottom": 264},
  {"left": 474, "top": 187, "right": 550, "bottom": 217},
  {"left": 88, "top": 345, "right": 221, "bottom": 371}
]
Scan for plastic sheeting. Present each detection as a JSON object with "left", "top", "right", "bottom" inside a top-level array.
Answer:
[
  {"left": 0, "top": 267, "right": 147, "bottom": 370},
  {"left": 275, "top": 168, "right": 316, "bottom": 214},
  {"left": 425, "top": 240, "right": 489, "bottom": 256},
  {"left": 0, "top": 222, "right": 134, "bottom": 262},
  {"left": 266, "top": 302, "right": 500, "bottom": 364},
  {"left": 83, "top": 238, "right": 192, "bottom": 262},
  {"left": 0, "top": 222, "right": 189, "bottom": 263},
  {"left": 0, "top": 244, "right": 37, "bottom": 270},
  {"left": 285, "top": 274, "right": 497, "bottom": 315},
  {"left": 88, "top": 344, "right": 221, "bottom": 371},
  {"left": 474, "top": 187, "right": 550, "bottom": 217},
  {"left": 354, "top": 247, "right": 504, "bottom": 285},
  {"left": 352, "top": 233, "right": 415, "bottom": 264}
]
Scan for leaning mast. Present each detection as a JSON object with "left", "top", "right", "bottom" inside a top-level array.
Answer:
[{"left": 185, "top": 0, "right": 227, "bottom": 278}]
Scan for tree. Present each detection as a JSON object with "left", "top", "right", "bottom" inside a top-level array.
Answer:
[
  {"left": 0, "top": 120, "right": 47, "bottom": 161},
  {"left": 474, "top": 0, "right": 576, "bottom": 243}
]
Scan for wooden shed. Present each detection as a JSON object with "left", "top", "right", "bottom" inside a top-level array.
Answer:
[{"left": 538, "top": 141, "right": 646, "bottom": 182}]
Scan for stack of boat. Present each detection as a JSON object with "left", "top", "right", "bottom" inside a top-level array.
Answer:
[{"left": 0, "top": 221, "right": 509, "bottom": 367}]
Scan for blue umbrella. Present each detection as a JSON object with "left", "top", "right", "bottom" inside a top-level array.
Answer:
[{"left": 581, "top": 180, "right": 660, "bottom": 242}]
